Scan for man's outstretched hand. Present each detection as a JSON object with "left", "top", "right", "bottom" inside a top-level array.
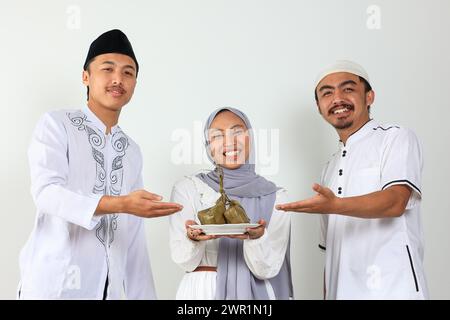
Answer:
[
  {"left": 276, "top": 183, "right": 339, "bottom": 214},
  {"left": 96, "top": 189, "right": 183, "bottom": 218}
]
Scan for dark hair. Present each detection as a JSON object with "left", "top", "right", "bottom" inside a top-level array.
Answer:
[{"left": 314, "top": 76, "right": 373, "bottom": 107}]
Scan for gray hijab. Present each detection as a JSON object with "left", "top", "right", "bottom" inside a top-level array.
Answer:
[{"left": 196, "top": 107, "right": 293, "bottom": 300}]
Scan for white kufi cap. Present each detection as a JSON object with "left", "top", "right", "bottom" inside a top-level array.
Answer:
[{"left": 315, "top": 60, "right": 370, "bottom": 89}]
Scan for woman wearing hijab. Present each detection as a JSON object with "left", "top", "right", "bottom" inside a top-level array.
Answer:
[{"left": 169, "top": 107, "right": 293, "bottom": 299}]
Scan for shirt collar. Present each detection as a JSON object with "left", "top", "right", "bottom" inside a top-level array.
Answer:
[
  {"left": 338, "top": 118, "right": 378, "bottom": 149},
  {"left": 82, "top": 105, "right": 121, "bottom": 135}
]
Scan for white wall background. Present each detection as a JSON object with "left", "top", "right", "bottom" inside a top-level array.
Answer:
[{"left": 1, "top": 0, "right": 449, "bottom": 299}]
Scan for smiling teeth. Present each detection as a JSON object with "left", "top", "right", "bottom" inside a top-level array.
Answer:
[
  {"left": 333, "top": 108, "right": 348, "bottom": 114},
  {"left": 224, "top": 151, "right": 239, "bottom": 156}
]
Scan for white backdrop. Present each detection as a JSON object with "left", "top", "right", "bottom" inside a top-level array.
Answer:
[{"left": 1, "top": 0, "right": 449, "bottom": 299}]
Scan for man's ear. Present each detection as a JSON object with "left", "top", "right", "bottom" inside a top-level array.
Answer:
[
  {"left": 82, "top": 70, "right": 89, "bottom": 86},
  {"left": 366, "top": 90, "right": 375, "bottom": 107}
]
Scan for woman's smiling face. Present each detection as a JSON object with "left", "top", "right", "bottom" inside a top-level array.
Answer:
[{"left": 207, "top": 110, "right": 250, "bottom": 170}]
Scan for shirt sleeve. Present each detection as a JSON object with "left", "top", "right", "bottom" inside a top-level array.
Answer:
[
  {"left": 380, "top": 127, "right": 423, "bottom": 210},
  {"left": 169, "top": 181, "right": 207, "bottom": 272},
  {"left": 124, "top": 215, "right": 157, "bottom": 300},
  {"left": 243, "top": 189, "right": 291, "bottom": 280},
  {"left": 28, "top": 112, "right": 102, "bottom": 230}
]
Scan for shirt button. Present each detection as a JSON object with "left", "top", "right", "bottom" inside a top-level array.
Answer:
[
  {"left": 338, "top": 187, "right": 342, "bottom": 195},
  {"left": 342, "top": 150, "right": 347, "bottom": 157},
  {"left": 339, "top": 169, "right": 343, "bottom": 176}
]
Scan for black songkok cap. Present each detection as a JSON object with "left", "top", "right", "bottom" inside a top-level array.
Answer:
[{"left": 83, "top": 29, "right": 139, "bottom": 74}]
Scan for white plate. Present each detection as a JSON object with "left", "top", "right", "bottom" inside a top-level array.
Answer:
[{"left": 189, "top": 223, "right": 261, "bottom": 235}]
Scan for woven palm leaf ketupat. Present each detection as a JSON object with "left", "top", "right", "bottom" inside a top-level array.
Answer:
[{"left": 198, "top": 167, "right": 250, "bottom": 224}]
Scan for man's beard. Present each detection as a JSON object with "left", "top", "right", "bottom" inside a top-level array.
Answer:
[
  {"left": 327, "top": 103, "right": 355, "bottom": 130},
  {"left": 332, "top": 119, "right": 353, "bottom": 130}
]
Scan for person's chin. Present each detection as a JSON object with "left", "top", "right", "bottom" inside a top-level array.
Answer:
[
  {"left": 333, "top": 121, "right": 353, "bottom": 130},
  {"left": 220, "top": 162, "right": 244, "bottom": 170},
  {"left": 329, "top": 116, "right": 354, "bottom": 130},
  {"left": 103, "top": 99, "right": 127, "bottom": 111}
]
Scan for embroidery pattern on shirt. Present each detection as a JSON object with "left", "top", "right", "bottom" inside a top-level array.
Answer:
[
  {"left": 373, "top": 125, "right": 400, "bottom": 131},
  {"left": 67, "top": 111, "right": 128, "bottom": 247},
  {"left": 108, "top": 131, "right": 129, "bottom": 243},
  {"left": 110, "top": 131, "right": 128, "bottom": 196}
]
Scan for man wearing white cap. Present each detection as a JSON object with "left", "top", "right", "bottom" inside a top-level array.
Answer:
[{"left": 277, "top": 60, "right": 428, "bottom": 299}]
